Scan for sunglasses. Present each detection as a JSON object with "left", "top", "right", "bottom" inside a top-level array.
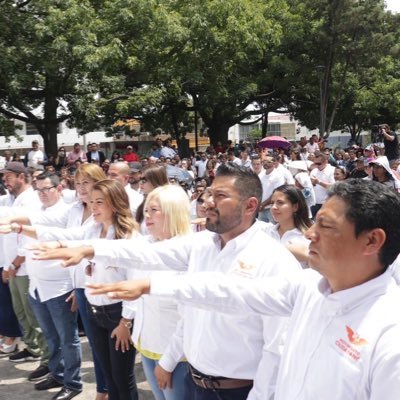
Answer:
[{"left": 197, "top": 198, "right": 205, "bottom": 204}]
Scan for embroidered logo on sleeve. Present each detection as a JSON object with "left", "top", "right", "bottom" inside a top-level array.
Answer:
[{"left": 335, "top": 325, "right": 368, "bottom": 361}]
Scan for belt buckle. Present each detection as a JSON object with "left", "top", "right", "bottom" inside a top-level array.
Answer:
[{"left": 200, "top": 377, "right": 214, "bottom": 390}]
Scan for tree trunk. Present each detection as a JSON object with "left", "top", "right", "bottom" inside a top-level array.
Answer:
[
  {"left": 261, "top": 112, "right": 269, "bottom": 138},
  {"left": 37, "top": 91, "right": 59, "bottom": 157}
]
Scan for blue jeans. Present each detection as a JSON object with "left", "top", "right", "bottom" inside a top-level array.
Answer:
[
  {"left": 75, "top": 288, "right": 107, "bottom": 393},
  {"left": 184, "top": 368, "right": 252, "bottom": 400},
  {"left": 29, "top": 291, "right": 82, "bottom": 391},
  {"left": 0, "top": 268, "right": 22, "bottom": 337},
  {"left": 87, "top": 302, "right": 138, "bottom": 400},
  {"left": 141, "top": 355, "right": 187, "bottom": 400}
]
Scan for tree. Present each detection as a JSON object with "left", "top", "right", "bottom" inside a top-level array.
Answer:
[
  {"left": 286, "top": 0, "right": 398, "bottom": 139},
  {"left": 90, "top": 0, "right": 289, "bottom": 146},
  {"left": 0, "top": 0, "right": 107, "bottom": 155}
]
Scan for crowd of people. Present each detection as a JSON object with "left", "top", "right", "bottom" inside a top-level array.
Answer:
[{"left": 0, "top": 125, "right": 400, "bottom": 400}]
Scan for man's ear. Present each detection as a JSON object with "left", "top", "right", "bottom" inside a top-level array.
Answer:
[
  {"left": 363, "top": 228, "right": 386, "bottom": 257},
  {"left": 246, "top": 197, "right": 259, "bottom": 217}
]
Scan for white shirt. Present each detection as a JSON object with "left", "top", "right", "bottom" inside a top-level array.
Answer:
[
  {"left": 240, "top": 158, "right": 252, "bottom": 168},
  {"left": 27, "top": 149, "right": 44, "bottom": 169},
  {"left": 310, "top": 164, "right": 335, "bottom": 204},
  {"left": 125, "top": 184, "right": 143, "bottom": 217},
  {"left": 84, "top": 221, "right": 301, "bottom": 400},
  {"left": 82, "top": 225, "right": 135, "bottom": 318},
  {"left": 25, "top": 199, "right": 73, "bottom": 301},
  {"left": 276, "top": 163, "right": 295, "bottom": 185},
  {"left": 306, "top": 142, "right": 319, "bottom": 154},
  {"left": 153, "top": 269, "right": 400, "bottom": 400},
  {"left": 131, "top": 237, "right": 184, "bottom": 370},
  {"left": 34, "top": 201, "right": 94, "bottom": 288},
  {"left": 261, "top": 223, "right": 310, "bottom": 268},
  {"left": 195, "top": 159, "right": 208, "bottom": 178},
  {"left": 260, "top": 168, "right": 286, "bottom": 203},
  {"left": 1, "top": 188, "right": 41, "bottom": 275}
]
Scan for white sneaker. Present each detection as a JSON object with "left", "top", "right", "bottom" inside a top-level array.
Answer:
[{"left": 0, "top": 339, "right": 19, "bottom": 354}]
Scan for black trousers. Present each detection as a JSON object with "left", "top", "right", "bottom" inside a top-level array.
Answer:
[{"left": 87, "top": 302, "right": 138, "bottom": 400}]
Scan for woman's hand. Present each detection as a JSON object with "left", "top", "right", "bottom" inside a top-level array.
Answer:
[
  {"left": 87, "top": 279, "right": 151, "bottom": 301},
  {"left": 32, "top": 245, "right": 94, "bottom": 267},
  {"left": 154, "top": 364, "right": 173, "bottom": 390},
  {"left": 111, "top": 321, "right": 133, "bottom": 352}
]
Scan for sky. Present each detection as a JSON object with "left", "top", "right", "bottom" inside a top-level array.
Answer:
[{"left": 386, "top": 0, "right": 400, "bottom": 13}]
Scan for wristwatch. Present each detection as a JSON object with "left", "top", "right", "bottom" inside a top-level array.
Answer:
[
  {"left": 120, "top": 318, "right": 133, "bottom": 329},
  {"left": 9, "top": 263, "right": 19, "bottom": 271}
]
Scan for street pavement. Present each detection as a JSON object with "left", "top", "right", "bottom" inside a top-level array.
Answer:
[{"left": 0, "top": 337, "right": 155, "bottom": 400}]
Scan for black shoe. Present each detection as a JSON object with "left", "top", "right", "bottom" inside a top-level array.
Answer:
[
  {"left": 28, "top": 365, "right": 49, "bottom": 381},
  {"left": 34, "top": 375, "right": 63, "bottom": 391},
  {"left": 51, "top": 387, "right": 82, "bottom": 400},
  {"left": 9, "top": 348, "right": 40, "bottom": 363}
]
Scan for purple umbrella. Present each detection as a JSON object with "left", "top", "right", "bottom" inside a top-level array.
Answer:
[{"left": 257, "top": 136, "right": 291, "bottom": 149}]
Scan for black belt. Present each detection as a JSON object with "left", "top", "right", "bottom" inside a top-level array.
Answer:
[{"left": 89, "top": 302, "right": 122, "bottom": 314}]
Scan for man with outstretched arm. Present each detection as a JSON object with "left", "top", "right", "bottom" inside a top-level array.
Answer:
[{"left": 86, "top": 179, "right": 400, "bottom": 400}]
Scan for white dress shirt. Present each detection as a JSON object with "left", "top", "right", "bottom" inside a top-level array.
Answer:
[
  {"left": 125, "top": 184, "right": 143, "bottom": 217},
  {"left": 1, "top": 188, "right": 41, "bottom": 275},
  {"left": 79, "top": 221, "right": 301, "bottom": 399},
  {"left": 34, "top": 201, "right": 94, "bottom": 288},
  {"left": 151, "top": 269, "right": 400, "bottom": 400},
  {"left": 25, "top": 199, "right": 73, "bottom": 301}
]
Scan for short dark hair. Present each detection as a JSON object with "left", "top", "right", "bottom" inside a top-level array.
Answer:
[
  {"left": 328, "top": 179, "right": 400, "bottom": 268},
  {"left": 35, "top": 171, "right": 60, "bottom": 186},
  {"left": 216, "top": 163, "right": 262, "bottom": 204}
]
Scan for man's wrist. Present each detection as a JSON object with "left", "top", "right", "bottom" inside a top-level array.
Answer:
[{"left": 9, "top": 262, "right": 20, "bottom": 271}]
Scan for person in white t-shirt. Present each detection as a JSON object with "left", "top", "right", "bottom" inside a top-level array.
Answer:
[
  {"left": 309, "top": 151, "right": 335, "bottom": 218},
  {"left": 305, "top": 135, "right": 320, "bottom": 155},
  {"left": 259, "top": 156, "right": 286, "bottom": 222},
  {"left": 26, "top": 140, "right": 45, "bottom": 170}
]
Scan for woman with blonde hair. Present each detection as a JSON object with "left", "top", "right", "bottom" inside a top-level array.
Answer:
[{"left": 132, "top": 184, "right": 191, "bottom": 400}]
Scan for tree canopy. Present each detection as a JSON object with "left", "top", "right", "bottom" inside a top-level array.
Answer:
[{"left": 0, "top": 0, "right": 399, "bottom": 154}]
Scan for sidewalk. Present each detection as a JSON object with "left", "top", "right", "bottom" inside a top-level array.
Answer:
[{"left": 0, "top": 337, "right": 155, "bottom": 400}]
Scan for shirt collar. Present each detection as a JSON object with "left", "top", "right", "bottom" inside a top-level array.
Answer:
[{"left": 318, "top": 269, "right": 394, "bottom": 315}]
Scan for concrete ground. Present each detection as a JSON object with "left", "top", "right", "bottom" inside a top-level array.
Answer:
[{"left": 0, "top": 337, "right": 155, "bottom": 400}]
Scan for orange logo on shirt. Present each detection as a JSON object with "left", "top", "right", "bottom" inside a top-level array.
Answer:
[
  {"left": 346, "top": 326, "right": 368, "bottom": 346},
  {"left": 238, "top": 260, "right": 255, "bottom": 271}
]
